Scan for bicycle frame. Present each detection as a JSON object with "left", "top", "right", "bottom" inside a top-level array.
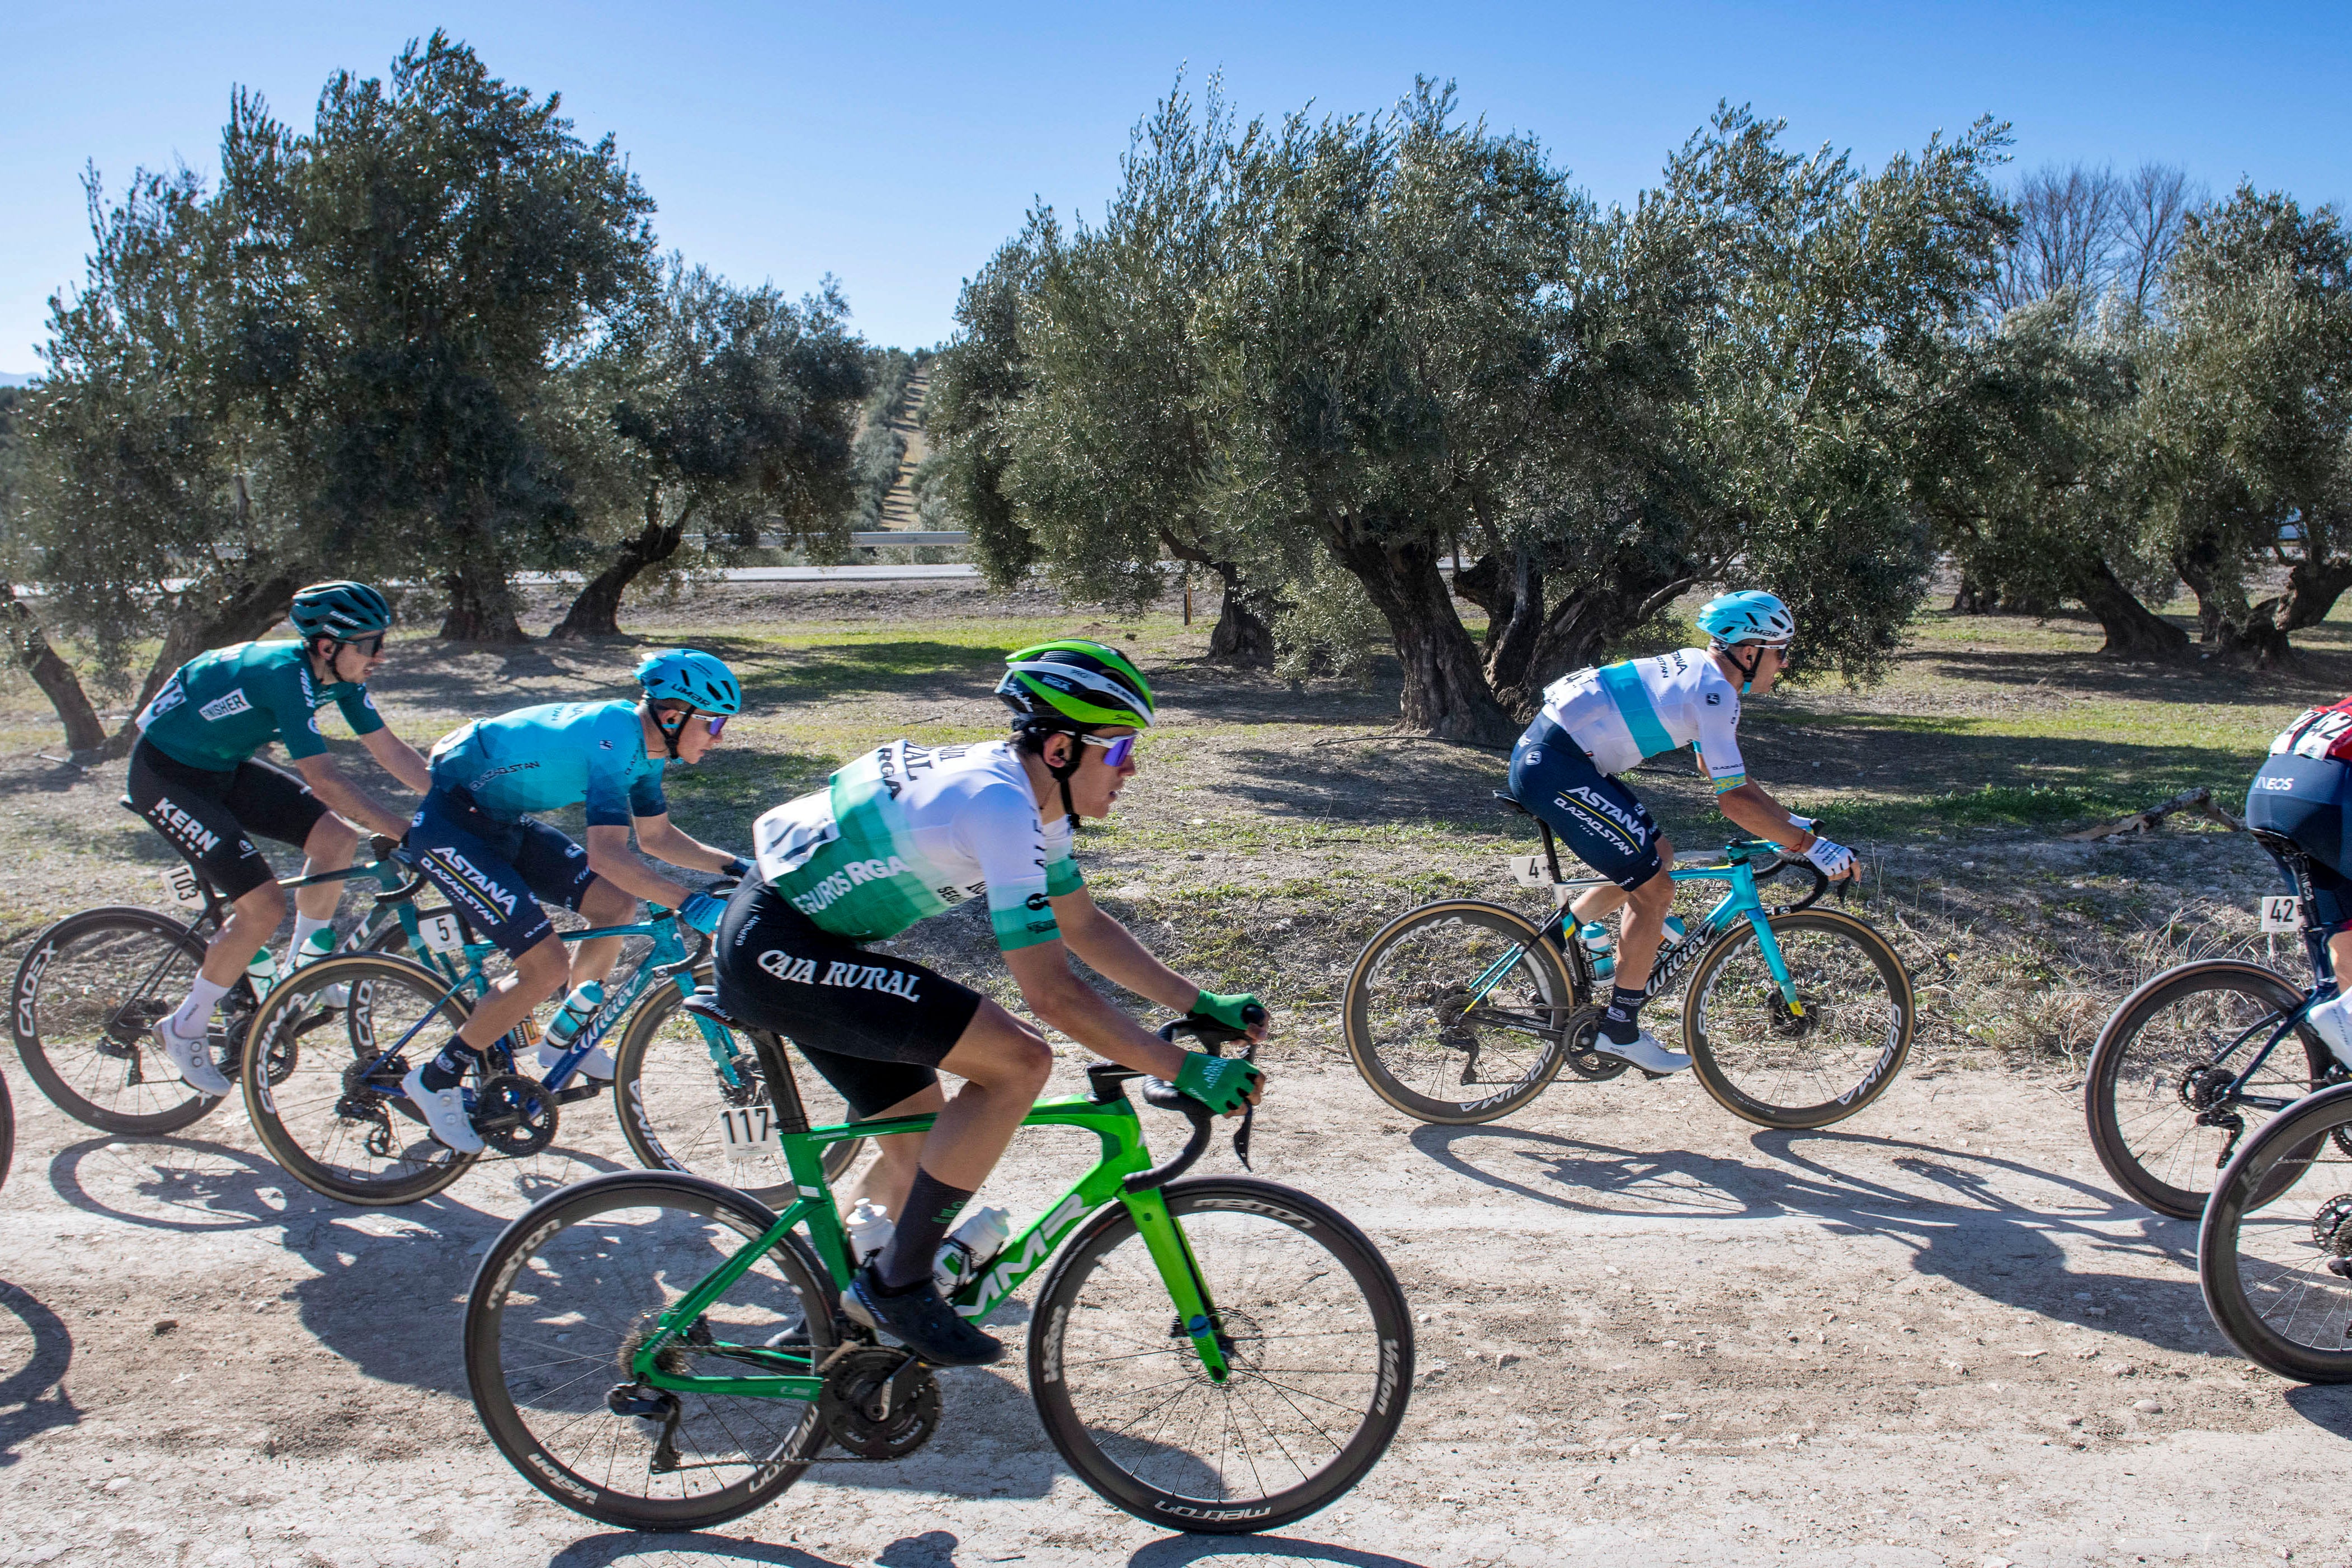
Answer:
[
  {"left": 616, "top": 1086, "right": 1231, "bottom": 1402},
  {"left": 2191, "top": 843, "right": 2340, "bottom": 1114}
]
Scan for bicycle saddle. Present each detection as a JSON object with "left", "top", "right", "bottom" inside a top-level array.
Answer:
[
  {"left": 1492, "top": 790, "right": 1533, "bottom": 818},
  {"left": 680, "top": 993, "right": 753, "bottom": 1032},
  {"left": 2250, "top": 826, "right": 2305, "bottom": 859}
]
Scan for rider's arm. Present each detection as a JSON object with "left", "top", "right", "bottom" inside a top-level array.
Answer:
[
  {"left": 633, "top": 811, "right": 739, "bottom": 875},
  {"left": 582, "top": 823, "right": 696, "bottom": 908},
  {"left": 1715, "top": 781, "right": 1810, "bottom": 849},
  {"left": 290, "top": 753, "right": 412, "bottom": 840},
  {"left": 1001, "top": 939, "right": 1192, "bottom": 1083},
  {"left": 357, "top": 726, "right": 431, "bottom": 794},
  {"left": 1054, "top": 886, "right": 1262, "bottom": 1033}
]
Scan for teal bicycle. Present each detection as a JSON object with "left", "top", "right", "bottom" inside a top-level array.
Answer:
[
  {"left": 463, "top": 1002, "right": 1411, "bottom": 1533},
  {"left": 1344, "top": 792, "right": 1915, "bottom": 1128},
  {"left": 234, "top": 858, "right": 856, "bottom": 1207}
]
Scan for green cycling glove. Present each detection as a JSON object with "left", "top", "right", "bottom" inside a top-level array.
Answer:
[
  {"left": 1175, "top": 1050, "right": 1264, "bottom": 1116},
  {"left": 1191, "top": 989, "right": 1261, "bottom": 1033}
]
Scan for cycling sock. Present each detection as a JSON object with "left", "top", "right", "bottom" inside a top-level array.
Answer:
[
  {"left": 1599, "top": 984, "right": 1647, "bottom": 1045},
  {"left": 166, "top": 975, "right": 232, "bottom": 1038},
  {"left": 418, "top": 1038, "right": 474, "bottom": 1093},
  {"left": 290, "top": 913, "right": 333, "bottom": 956},
  {"left": 876, "top": 1168, "right": 974, "bottom": 1292}
]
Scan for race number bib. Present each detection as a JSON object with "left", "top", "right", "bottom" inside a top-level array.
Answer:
[
  {"left": 2261, "top": 895, "right": 2304, "bottom": 933},
  {"left": 159, "top": 863, "right": 204, "bottom": 910},
  {"left": 719, "top": 1104, "right": 776, "bottom": 1161},
  {"left": 416, "top": 911, "right": 464, "bottom": 955}
]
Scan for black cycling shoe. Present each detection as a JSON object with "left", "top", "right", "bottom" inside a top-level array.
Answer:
[{"left": 844, "top": 1261, "right": 1003, "bottom": 1366}]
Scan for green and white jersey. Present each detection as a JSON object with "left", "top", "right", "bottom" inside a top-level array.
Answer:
[{"left": 752, "top": 740, "right": 1083, "bottom": 951}]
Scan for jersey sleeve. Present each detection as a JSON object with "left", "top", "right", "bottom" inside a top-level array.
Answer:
[
  {"left": 1691, "top": 671, "right": 1747, "bottom": 794},
  {"left": 629, "top": 761, "right": 669, "bottom": 819},
  {"left": 958, "top": 783, "right": 1063, "bottom": 951},
  {"left": 1045, "top": 831, "right": 1084, "bottom": 898},
  {"left": 272, "top": 658, "right": 331, "bottom": 762},
  {"left": 332, "top": 684, "right": 386, "bottom": 739}
]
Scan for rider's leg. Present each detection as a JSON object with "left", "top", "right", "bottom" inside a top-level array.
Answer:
[
  {"left": 447, "top": 932, "right": 569, "bottom": 1061},
  {"left": 291, "top": 813, "right": 357, "bottom": 951},
  {"left": 567, "top": 876, "right": 637, "bottom": 992},
  {"left": 840, "top": 1084, "right": 948, "bottom": 1219},
  {"left": 1613, "top": 835, "right": 1676, "bottom": 991},
  {"left": 185, "top": 877, "right": 285, "bottom": 1008}
]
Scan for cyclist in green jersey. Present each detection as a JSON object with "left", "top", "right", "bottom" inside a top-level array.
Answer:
[
  {"left": 128, "top": 582, "right": 430, "bottom": 1094},
  {"left": 713, "top": 639, "right": 1266, "bottom": 1365}
]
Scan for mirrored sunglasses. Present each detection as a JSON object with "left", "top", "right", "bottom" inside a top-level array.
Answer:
[
  {"left": 1077, "top": 732, "right": 1137, "bottom": 768},
  {"left": 704, "top": 713, "right": 729, "bottom": 739}
]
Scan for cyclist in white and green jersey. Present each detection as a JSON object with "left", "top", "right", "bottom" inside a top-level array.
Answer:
[{"left": 713, "top": 639, "right": 1265, "bottom": 1366}]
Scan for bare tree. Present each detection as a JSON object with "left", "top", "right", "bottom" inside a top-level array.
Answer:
[
  {"left": 2119, "top": 162, "right": 2202, "bottom": 314},
  {"left": 1992, "top": 163, "right": 2124, "bottom": 313}
]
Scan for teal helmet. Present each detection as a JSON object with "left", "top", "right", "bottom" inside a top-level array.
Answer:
[
  {"left": 289, "top": 580, "right": 393, "bottom": 643},
  {"left": 1695, "top": 591, "right": 1795, "bottom": 648},
  {"left": 635, "top": 648, "right": 742, "bottom": 714}
]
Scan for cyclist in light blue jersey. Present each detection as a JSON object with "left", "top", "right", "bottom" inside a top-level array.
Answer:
[
  {"left": 1507, "top": 591, "right": 1858, "bottom": 1073},
  {"left": 400, "top": 650, "right": 751, "bottom": 1151}
]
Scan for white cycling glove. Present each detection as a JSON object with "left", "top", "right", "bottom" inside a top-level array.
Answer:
[
  {"left": 1803, "top": 835, "right": 1854, "bottom": 880},
  {"left": 1785, "top": 815, "right": 1815, "bottom": 835}
]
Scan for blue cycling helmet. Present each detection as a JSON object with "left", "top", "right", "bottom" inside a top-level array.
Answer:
[
  {"left": 1695, "top": 591, "right": 1795, "bottom": 648},
  {"left": 289, "top": 580, "right": 393, "bottom": 643},
  {"left": 636, "top": 649, "right": 742, "bottom": 714}
]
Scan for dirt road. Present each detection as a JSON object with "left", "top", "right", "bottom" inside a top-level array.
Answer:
[{"left": 4, "top": 1040, "right": 2347, "bottom": 1568}]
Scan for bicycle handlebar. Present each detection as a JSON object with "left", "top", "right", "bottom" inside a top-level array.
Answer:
[{"left": 1120, "top": 1003, "right": 1267, "bottom": 1193}]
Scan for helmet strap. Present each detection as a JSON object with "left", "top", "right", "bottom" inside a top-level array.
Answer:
[
  {"left": 1723, "top": 643, "right": 1763, "bottom": 695},
  {"left": 648, "top": 700, "right": 692, "bottom": 761},
  {"left": 1020, "top": 722, "right": 1086, "bottom": 831}
]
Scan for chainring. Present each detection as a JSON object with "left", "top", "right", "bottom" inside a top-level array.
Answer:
[
  {"left": 1557, "top": 1004, "right": 1628, "bottom": 1081},
  {"left": 475, "top": 1071, "right": 559, "bottom": 1157},
  {"left": 819, "top": 1347, "right": 940, "bottom": 1460}
]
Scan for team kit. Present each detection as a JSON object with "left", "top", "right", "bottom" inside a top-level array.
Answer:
[{"left": 100, "top": 578, "right": 2352, "bottom": 1529}]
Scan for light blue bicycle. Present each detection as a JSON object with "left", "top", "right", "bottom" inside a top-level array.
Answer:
[{"left": 1344, "top": 792, "right": 1916, "bottom": 1128}]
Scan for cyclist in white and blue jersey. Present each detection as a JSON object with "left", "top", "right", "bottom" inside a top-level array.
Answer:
[
  {"left": 400, "top": 650, "right": 750, "bottom": 1152},
  {"left": 1507, "top": 592, "right": 1857, "bottom": 1073}
]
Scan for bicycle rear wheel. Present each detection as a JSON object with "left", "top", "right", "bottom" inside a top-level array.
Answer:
[
  {"left": 241, "top": 952, "right": 477, "bottom": 1205},
  {"left": 465, "top": 1172, "right": 835, "bottom": 1531},
  {"left": 1682, "top": 909, "right": 1915, "bottom": 1130},
  {"left": 2086, "top": 961, "right": 2325, "bottom": 1219},
  {"left": 2199, "top": 1081, "right": 2352, "bottom": 1382},
  {"left": 1344, "top": 900, "right": 1574, "bottom": 1124},
  {"left": 1030, "top": 1177, "right": 1411, "bottom": 1532},
  {"left": 611, "top": 978, "right": 863, "bottom": 1203},
  {"left": 11, "top": 906, "right": 223, "bottom": 1134}
]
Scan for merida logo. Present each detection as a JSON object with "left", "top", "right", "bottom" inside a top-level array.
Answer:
[{"left": 786, "top": 854, "right": 914, "bottom": 916}]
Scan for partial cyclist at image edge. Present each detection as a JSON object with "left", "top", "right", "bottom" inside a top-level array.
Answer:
[
  {"left": 714, "top": 637, "right": 1265, "bottom": 1367},
  {"left": 401, "top": 648, "right": 752, "bottom": 1153},
  {"left": 1506, "top": 589, "right": 1856, "bottom": 1074},
  {"left": 127, "top": 580, "right": 429, "bottom": 1095},
  {"left": 2245, "top": 693, "right": 2352, "bottom": 1071}
]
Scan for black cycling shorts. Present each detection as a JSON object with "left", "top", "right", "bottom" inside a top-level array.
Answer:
[
  {"left": 124, "top": 737, "right": 329, "bottom": 900},
  {"left": 713, "top": 877, "right": 984, "bottom": 1120},
  {"left": 1506, "top": 717, "right": 1665, "bottom": 891},
  {"left": 406, "top": 788, "right": 599, "bottom": 957},
  {"left": 2247, "top": 752, "right": 2352, "bottom": 929}
]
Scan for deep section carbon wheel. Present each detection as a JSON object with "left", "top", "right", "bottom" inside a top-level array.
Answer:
[
  {"left": 2200, "top": 1080, "right": 2352, "bottom": 1382},
  {"left": 12, "top": 906, "right": 222, "bottom": 1135}
]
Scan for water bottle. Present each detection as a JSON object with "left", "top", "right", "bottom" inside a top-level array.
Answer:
[
  {"left": 845, "top": 1198, "right": 895, "bottom": 1263},
  {"left": 543, "top": 981, "right": 605, "bottom": 1050},
  {"left": 1661, "top": 915, "right": 1688, "bottom": 948},
  {"left": 1577, "top": 921, "right": 1615, "bottom": 979},
  {"left": 244, "top": 946, "right": 279, "bottom": 1000},
  {"left": 935, "top": 1205, "right": 1014, "bottom": 1309}
]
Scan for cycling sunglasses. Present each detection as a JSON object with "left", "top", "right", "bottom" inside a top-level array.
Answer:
[
  {"left": 341, "top": 635, "right": 385, "bottom": 658},
  {"left": 1077, "top": 731, "right": 1138, "bottom": 768},
  {"left": 703, "top": 712, "right": 728, "bottom": 740}
]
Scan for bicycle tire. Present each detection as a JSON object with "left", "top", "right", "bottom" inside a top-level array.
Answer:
[
  {"left": 611, "top": 976, "right": 862, "bottom": 1203},
  {"left": 241, "top": 951, "right": 478, "bottom": 1206},
  {"left": 1682, "top": 908, "right": 1915, "bottom": 1130},
  {"left": 1343, "top": 900, "right": 1573, "bottom": 1125},
  {"left": 1029, "top": 1176, "right": 1412, "bottom": 1532},
  {"left": 2198, "top": 1080, "right": 2352, "bottom": 1382},
  {"left": 2086, "top": 960, "right": 2326, "bottom": 1220},
  {"left": 11, "top": 906, "right": 223, "bottom": 1135},
  {"left": 0, "top": 1066, "right": 13, "bottom": 1194},
  {"left": 465, "top": 1170, "right": 836, "bottom": 1530}
]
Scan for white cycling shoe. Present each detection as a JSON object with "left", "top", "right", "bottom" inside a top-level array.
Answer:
[
  {"left": 400, "top": 1065, "right": 485, "bottom": 1154},
  {"left": 1592, "top": 1027, "right": 1692, "bottom": 1075},
  {"left": 154, "top": 1019, "right": 232, "bottom": 1097},
  {"left": 536, "top": 1040, "right": 616, "bottom": 1080}
]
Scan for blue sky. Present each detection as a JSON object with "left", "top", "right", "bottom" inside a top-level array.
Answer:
[{"left": 4, "top": 1, "right": 2345, "bottom": 376}]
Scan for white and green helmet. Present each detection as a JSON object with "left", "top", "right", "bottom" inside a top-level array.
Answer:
[{"left": 995, "top": 640, "right": 1156, "bottom": 731}]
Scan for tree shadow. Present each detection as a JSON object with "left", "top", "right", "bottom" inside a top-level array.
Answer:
[
  {"left": 0, "top": 1277, "right": 77, "bottom": 1466},
  {"left": 1407, "top": 1120, "right": 2220, "bottom": 1354}
]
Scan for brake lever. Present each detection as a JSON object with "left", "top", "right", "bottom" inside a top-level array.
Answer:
[{"left": 1232, "top": 1041, "right": 1258, "bottom": 1172}]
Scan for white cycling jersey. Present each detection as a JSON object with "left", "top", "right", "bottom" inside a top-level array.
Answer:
[{"left": 1539, "top": 648, "right": 1748, "bottom": 793}]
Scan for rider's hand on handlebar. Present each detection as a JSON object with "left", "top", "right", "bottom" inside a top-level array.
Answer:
[
  {"left": 1191, "top": 988, "right": 1270, "bottom": 1043},
  {"left": 1803, "top": 834, "right": 1861, "bottom": 882},
  {"left": 1174, "top": 1050, "right": 1265, "bottom": 1117}
]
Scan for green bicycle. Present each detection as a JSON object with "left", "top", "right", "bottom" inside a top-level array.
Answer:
[
  {"left": 1345, "top": 792, "right": 1915, "bottom": 1127},
  {"left": 463, "top": 1003, "right": 1413, "bottom": 1534},
  {"left": 235, "top": 859, "right": 855, "bottom": 1207}
]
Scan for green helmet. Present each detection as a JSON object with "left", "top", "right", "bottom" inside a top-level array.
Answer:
[
  {"left": 996, "top": 640, "right": 1155, "bottom": 730},
  {"left": 289, "top": 580, "right": 393, "bottom": 643}
]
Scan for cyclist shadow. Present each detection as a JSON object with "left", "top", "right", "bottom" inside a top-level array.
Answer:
[
  {"left": 1408, "top": 1121, "right": 2219, "bottom": 1355},
  {"left": 1130, "top": 1537, "right": 1438, "bottom": 1567},
  {"left": 2283, "top": 1384, "right": 2352, "bottom": 1436},
  {"left": 548, "top": 1533, "right": 863, "bottom": 1566},
  {"left": 41, "top": 1128, "right": 629, "bottom": 1399},
  {"left": 0, "top": 1278, "right": 78, "bottom": 1466}
]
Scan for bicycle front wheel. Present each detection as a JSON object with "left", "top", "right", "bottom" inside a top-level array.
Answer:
[
  {"left": 241, "top": 952, "right": 477, "bottom": 1205},
  {"left": 2086, "top": 960, "right": 2325, "bottom": 1220},
  {"left": 611, "top": 978, "right": 862, "bottom": 1204},
  {"left": 2199, "top": 1081, "right": 2352, "bottom": 1382},
  {"left": 1344, "top": 900, "right": 1573, "bottom": 1124},
  {"left": 1029, "top": 1177, "right": 1412, "bottom": 1533},
  {"left": 12, "top": 906, "right": 221, "bottom": 1134},
  {"left": 465, "top": 1172, "right": 835, "bottom": 1531},
  {"left": 1682, "top": 908, "right": 1915, "bottom": 1130}
]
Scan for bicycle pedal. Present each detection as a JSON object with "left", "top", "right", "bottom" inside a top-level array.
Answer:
[
  {"left": 1639, "top": 1069, "right": 1674, "bottom": 1081},
  {"left": 553, "top": 1082, "right": 604, "bottom": 1105}
]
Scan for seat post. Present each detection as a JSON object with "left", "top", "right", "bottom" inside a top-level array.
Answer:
[
  {"left": 1539, "top": 821, "right": 1565, "bottom": 888},
  {"left": 747, "top": 1028, "right": 812, "bottom": 1135}
]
